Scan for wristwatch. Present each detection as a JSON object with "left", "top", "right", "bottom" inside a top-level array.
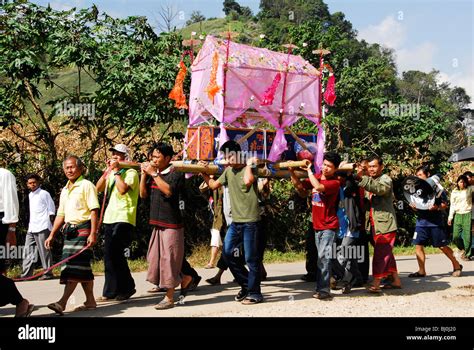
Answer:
[
  {"left": 151, "top": 172, "right": 159, "bottom": 178},
  {"left": 114, "top": 171, "right": 121, "bottom": 176}
]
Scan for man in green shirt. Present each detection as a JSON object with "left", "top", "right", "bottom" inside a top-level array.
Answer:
[
  {"left": 96, "top": 144, "right": 139, "bottom": 301},
  {"left": 200, "top": 140, "right": 263, "bottom": 304}
]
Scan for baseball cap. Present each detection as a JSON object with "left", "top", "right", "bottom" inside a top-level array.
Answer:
[{"left": 109, "top": 144, "right": 130, "bottom": 159}]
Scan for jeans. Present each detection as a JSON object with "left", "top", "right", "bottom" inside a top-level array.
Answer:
[
  {"left": 314, "top": 229, "right": 335, "bottom": 295},
  {"left": 224, "top": 222, "right": 263, "bottom": 300}
]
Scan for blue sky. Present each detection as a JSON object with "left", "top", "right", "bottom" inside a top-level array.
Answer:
[{"left": 32, "top": 0, "right": 474, "bottom": 105}]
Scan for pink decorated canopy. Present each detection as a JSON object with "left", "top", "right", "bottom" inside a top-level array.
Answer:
[{"left": 188, "top": 36, "right": 322, "bottom": 162}]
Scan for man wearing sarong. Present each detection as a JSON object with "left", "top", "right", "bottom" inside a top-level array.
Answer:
[
  {"left": 140, "top": 142, "right": 193, "bottom": 310},
  {"left": 355, "top": 156, "right": 402, "bottom": 292},
  {"left": 45, "top": 155, "right": 99, "bottom": 315}
]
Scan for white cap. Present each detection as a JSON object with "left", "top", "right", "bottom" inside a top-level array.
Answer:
[{"left": 109, "top": 144, "right": 130, "bottom": 160}]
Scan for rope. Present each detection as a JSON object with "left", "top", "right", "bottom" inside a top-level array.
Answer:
[{"left": 13, "top": 243, "right": 91, "bottom": 282}]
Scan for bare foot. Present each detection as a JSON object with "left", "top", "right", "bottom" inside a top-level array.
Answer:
[
  {"left": 15, "top": 299, "right": 29, "bottom": 317},
  {"left": 181, "top": 275, "right": 193, "bottom": 290}
]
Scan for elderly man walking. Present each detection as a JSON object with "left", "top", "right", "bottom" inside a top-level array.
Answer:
[{"left": 45, "top": 156, "right": 100, "bottom": 315}]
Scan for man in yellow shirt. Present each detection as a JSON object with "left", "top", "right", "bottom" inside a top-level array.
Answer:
[
  {"left": 96, "top": 144, "right": 139, "bottom": 302},
  {"left": 45, "top": 156, "right": 99, "bottom": 315}
]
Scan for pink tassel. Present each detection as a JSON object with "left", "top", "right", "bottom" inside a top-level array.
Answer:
[
  {"left": 323, "top": 74, "right": 336, "bottom": 106},
  {"left": 261, "top": 72, "right": 281, "bottom": 106}
]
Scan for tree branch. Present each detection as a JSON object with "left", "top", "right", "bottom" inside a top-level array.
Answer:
[
  {"left": 23, "top": 80, "right": 54, "bottom": 139},
  {"left": 8, "top": 126, "right": 46, "bottom": 152}
]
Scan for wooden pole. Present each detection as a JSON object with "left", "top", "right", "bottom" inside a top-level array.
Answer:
[
  {"left": 285, "top": 127, "right": 309, "bottom": 150},
  {"left": 271, "top": 159, "right": 311, "bottom": 170},
  {"left": 236, "top": 122, "right": 265, "bottom": 145}
]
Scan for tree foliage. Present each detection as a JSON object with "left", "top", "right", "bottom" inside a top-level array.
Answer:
[
  {"left": 186, "top": 10, "right": 206, "bottom": 26},
  {"left": 0, "top": 2, "right": 186, "bottom": 183}
]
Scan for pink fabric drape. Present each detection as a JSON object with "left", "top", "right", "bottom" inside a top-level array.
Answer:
[
  {"left": 188, "top": 36, "right": 323, "bottom": 162},
  {"left": 323, "top": 74, "right": 336, "bottom": 106},
  {"left": 314, "top": 121, "right": 326, "bottom": 174}
]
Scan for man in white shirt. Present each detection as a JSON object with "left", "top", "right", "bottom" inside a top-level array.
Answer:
[
  {"left": 21, "top": 174, "right": 55, "bottom": 280},
  {"left": 0, "top": 167, "right": 35, "bottom": 317}
]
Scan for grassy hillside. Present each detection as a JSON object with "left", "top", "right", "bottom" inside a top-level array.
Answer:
[
  {"left": 31, "top": 17, "right": 259, "bottom": 116},
  {"left": 179, "top": 17, "right": 262, "bottom": 44},
  {"left": 28, "top": 66, "right": 98, "bottom": 117}
]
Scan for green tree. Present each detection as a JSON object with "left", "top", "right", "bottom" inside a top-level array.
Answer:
[
  {"left": 186, "top": 10, "right": 206, "bottom": 26},
  {"left": 0, "top": 2, "right": 185, "bottom": 190},
  {"left": 240, "top": 6, "right": 253, "bottom": 18},
  {"left": 223, "top": 0, "right": 242, "bottom": 16}
]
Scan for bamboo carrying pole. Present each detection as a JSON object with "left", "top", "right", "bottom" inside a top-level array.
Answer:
[
  {"left": 118, "top": 161, "right": 310, "bottom": 178},
  {"left": 118, "top": 160, "right": 354, "bottom": 178}
]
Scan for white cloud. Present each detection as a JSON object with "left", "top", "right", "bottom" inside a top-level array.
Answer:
[
  {"left": 48, "top": 2, "right": 74, "bottom": 11},
  {"left": 396, "top": 42, "right": 437, "bottom": 74},
  {"left": 358, "top": 15, "right": 473, "bottom": 107},
  {"left": 438, "top": 70, "right": 474, "bottom": 108},
  {"left": 358, "top": 15, "right": 406, "bottom": 49},
  {"left": 358, "top": 15, "right": 438, "bottom": 74}
]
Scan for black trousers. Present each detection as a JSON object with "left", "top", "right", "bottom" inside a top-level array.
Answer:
[
  {"left": 0, "top": 219, "right": 23, "bottom": 306},
  {"left": 102, "top": 223, "right": 136, "bottom": 298},
  {"left": 0, "top": 213, "right": 8, "bottom": 273},
  {"left": 305, "top": 223, "right": 318, "bottom": 275},
  {"left": 357, "top": 231, "right": 370, "bottom": 283},
  {"left": 182, "top": 258, "right": 199, "bottom": 279}
]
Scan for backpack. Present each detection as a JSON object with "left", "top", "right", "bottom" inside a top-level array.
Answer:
[{"left": 336, "top": 187, "right": 350, "bottom": 239}]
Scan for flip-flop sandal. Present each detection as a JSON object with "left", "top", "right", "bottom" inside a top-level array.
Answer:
[
  {"left": 452, "top": 265, "right": 463, "bottom": 277},
  {"left": 47, "top": 302, "right": 64, "bottom": 316},
  {"left": 381, "top": 284, "right": 402, "bottom": 290},
  {"left": 367, "top": 286, "right": 382, "bottom": 294},
  {"left": 73, "top": 304, "right": 97, "bottom": 312},
  {"left": 154, "top": 299, "right": 174, "bottom": 310},
  {"left": 96, "top": 296, "right": 115, "bottom": 303},
  {"left": 241, "top": 297, "right": 263, "bottom": 305},
  {"left": 408, "top": 272, "right": 426, "bottom": 278},
  {"left": 147, "top": 287, "right": 167, "bottom": 293}
]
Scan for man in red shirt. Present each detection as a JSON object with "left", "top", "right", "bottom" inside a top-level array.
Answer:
[{"left": 290, "top": 152, "right": 341, "bottom": 300}]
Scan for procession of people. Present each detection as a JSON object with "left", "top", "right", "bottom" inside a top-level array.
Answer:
[{"left": 0, "top": 141, "right": 472, "bottom": 317}]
